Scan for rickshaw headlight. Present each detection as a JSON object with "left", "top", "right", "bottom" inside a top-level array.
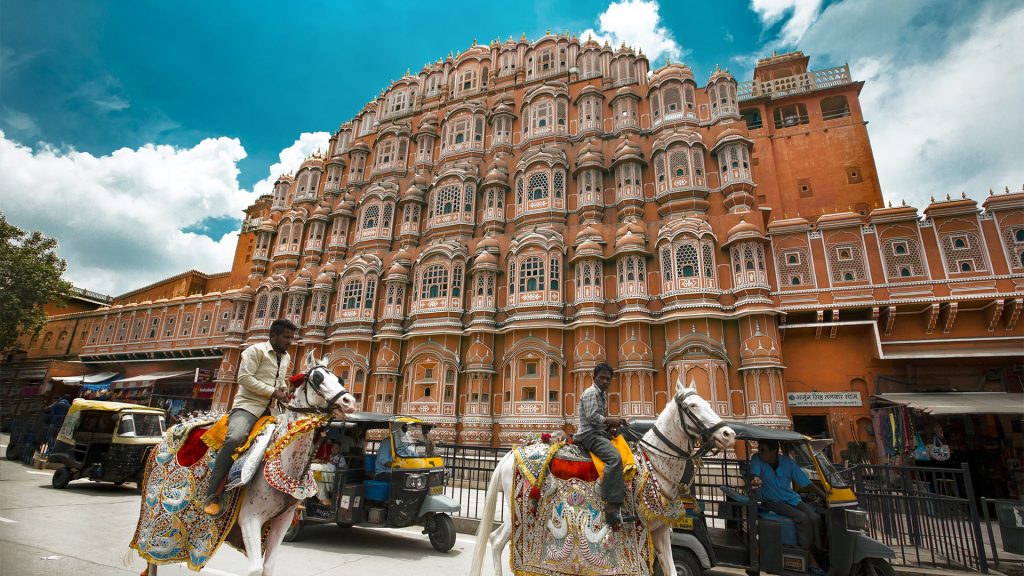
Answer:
[
  {"left": 846, "top": 509, "right": 869, "bottom": 532},
  {"left": 405, "top": 473, "right": 427, "bottom": 490}
]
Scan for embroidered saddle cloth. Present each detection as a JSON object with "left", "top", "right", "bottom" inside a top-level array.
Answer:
[
  {"left": 510, "top": 446, "right": 651, "bottom": 576},
  {"left": 130, "top": 418, "right": 246, "bottom": 571}
]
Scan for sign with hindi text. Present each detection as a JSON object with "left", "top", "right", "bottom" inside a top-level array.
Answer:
[{"left": 786, "top": 391, "right": 862, "bottom": 407}]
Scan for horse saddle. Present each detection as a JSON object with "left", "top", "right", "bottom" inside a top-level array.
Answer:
[
  {"left": 513, "top": 435, "right": 637, "bottom": 489},
  {"left": 170, "top": 415, "right": 276, "bottom": 469}
]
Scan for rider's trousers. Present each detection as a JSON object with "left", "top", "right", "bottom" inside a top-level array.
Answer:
[
  {"left": 575, "top": 433, "right": 624, "bottom": 505},
  {"left": 206, "top": 408, "right": 261, "bottom": 499}
]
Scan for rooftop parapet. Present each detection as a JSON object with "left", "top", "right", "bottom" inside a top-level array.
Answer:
[{"left": 738, "top": 63, "right": 852, "bottom": 101}]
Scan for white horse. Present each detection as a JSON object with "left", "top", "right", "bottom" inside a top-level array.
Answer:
[
  {"left": 136, "top": 351, "right": 357, "bottom": 576},
  {"left": 469, "top": 380, "right": 736, "bottom": 576}
]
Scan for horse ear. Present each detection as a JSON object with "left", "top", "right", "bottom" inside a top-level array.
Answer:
[
  {"left": 685, "top": 378, "right": 698, "bottom": 393},
  {"left": 320, "top": 354, "right": 330, "bottom": 369},
  {"left": 675, "top": 378, "right": 685, "bottom": 397},
  {"left": 302, "top": 349, "right": 316, "bottom": 370}
]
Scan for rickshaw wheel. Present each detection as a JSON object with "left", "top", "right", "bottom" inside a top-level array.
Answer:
[
  {"left": 283, "top": 510, "right": 304, "bottom": 543},
  {"left": 52, "top": 467, "right": 72, "bottom": 489},
  {"left": 428, "top": 513, "right": 456, "bottom": 553},
  {"left": 5, "top": 443, "right": 17, "bottom": 461},
  {"left": 672, "top": 550, "right": 704, "bottom": 576},
  {"left": 855, "top": 558, "right": 895, "bottom": 576}
]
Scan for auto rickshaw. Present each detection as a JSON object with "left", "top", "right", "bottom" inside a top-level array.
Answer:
[
  {"left": 47, "top": 399, "right": 166, "bottom": 489},
  {"left": 656, "top": 421, "right": 895, "bottom": 576},
  {"left": 284, "top": 413, "right": 460, "bottom": 552}
]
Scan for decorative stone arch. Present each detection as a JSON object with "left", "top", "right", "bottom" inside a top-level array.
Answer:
[
  {"left": 403, "top": 341, "right": 461, "bottom": 416},
  {"left": 664, "top": 332, "right": 733, "bottom": 418}
]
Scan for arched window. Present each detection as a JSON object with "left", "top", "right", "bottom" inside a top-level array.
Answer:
[
  {"left": 820, "top": 95, "right": 850, "bottom": 120},
  {"left": 519, "top": 257, "right": 545, "bottom": 292},
  {"left": 528, "top": 172, "right": 549, "bottom": 201},
  {"left": 419, "top": 265, "right": 449, "bottom": 299},
  {"left": 362, "top": 205, "right": 379, "bottom": 230},
  {"left": 343, "top": 280, "right": 363, "bottom": 309},
  {"left": 661, "top": 237, "right": 717, "bottom": 292}
]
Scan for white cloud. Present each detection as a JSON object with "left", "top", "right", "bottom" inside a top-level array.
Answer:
[
  {"left": 251, "top": 132, "right": 331, "bottom": 198},
  {"left": 580, "top": 0, "right": 685, "bottom": 64},
  {"left": 1, "top": 106, "right": 40, "bottom": 137},
  {"left": 749, "top": 0, "right": 823, "bottom": 47},
  {"left": 795, "top": 1, "right": 1024, "bottom": 207},
  {"left": 0, "top": 130, "right": 330, "bottom": 296}
]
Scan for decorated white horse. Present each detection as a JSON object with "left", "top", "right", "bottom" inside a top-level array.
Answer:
[
  {"left": 127, "top": 351, "right": 357, "bottom": 576},
  {"left": 469, "top": 380, "right": 736, "bottom": 576}
]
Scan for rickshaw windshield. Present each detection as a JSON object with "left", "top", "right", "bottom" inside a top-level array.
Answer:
[
  {"left": 787, "top": 442, "right": 848, "bottom": 488},
  {"left": 117, "top": 413, "right": 166, "bottom": 437},
  {"left": 404, "top": 424, "right": 436, "bottom": 457}
]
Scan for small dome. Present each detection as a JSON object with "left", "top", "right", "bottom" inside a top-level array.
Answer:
[
  {"left": 576, "top": 224, "right": 603, "bottom": 244},
  {"left": 387, "top": 262, "right": 410, "bottom": 278},
  {"left": 258, "top": 220, "right": 276, "bottom": 232},
  {"left": 314, "top": 273, "right": 333, "bottom": 287},
  {"left": 376, "top": 345, "right": 401, "bottom": 372},
  {"left": 578, "top": 240, "right": 602, "bottom": 254},
  {"left": 620, "top": 334, "right": 652, "bottom": 363},
  {"left": 394, "top": 248, "right": 413, "bottom": 263},
  {"left": 616, "top": 231, "right": 645, "bottom": 248},
  {"left": 475, "top": 251, "right": 497, "bottom": 266},
  {"left": 466, "top": 339, "right": 494, "bottom": 366},
  {"left": 312, "top": 203, "right": 331, "bottom": 219},
  {"left": 650, "top": 62, "right": 694, "bottom": 86},
  {"left": 321, "top": 261, "right": 339, "bottom": 275},
  {"left": 350, "top": 141, "right": 370, "bottom": 153},
  {"left": 289, "top": 276, "right": 308, "bottom": 289},
  {"left": 612, "top": 138, "right": 643, "bottom": 163},
  {"left": 477, "top": 236, "right": 499, "bottom": 251},
  {"left": 238, "top": 285, "right": 256, "bottom": 296},
  {"left": 723, "top": 218, "right": 764, "bottom": 247}
]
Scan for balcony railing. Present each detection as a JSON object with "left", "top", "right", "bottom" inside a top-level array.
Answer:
[{"left": 737, "top": 64, "right": 852, "bottom": 102}]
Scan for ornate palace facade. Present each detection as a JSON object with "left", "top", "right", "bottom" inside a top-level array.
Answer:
[{"left": 23, "top": 37, "right": 1024, "bottom": 453}]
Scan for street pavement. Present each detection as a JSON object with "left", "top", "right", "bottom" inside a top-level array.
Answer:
[{"left": 0, "top": 435, "right": 482, "bottom": 576}]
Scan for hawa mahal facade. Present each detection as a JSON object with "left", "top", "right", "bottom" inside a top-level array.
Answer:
[{"left": 17, "top": 36, "right": 1024, "bottom": 457}]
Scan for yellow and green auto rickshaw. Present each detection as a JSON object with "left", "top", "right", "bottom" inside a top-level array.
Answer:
[
  {"left": 285, "top": 412, "right": 459, "bottom": 552},
  {"left": 47, "top": 399, "right": 166, "bottom": 489}
]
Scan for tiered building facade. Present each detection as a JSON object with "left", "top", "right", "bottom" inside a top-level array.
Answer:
[{"left": 18, "top": 38, "right": 1024, "bottom": 464}]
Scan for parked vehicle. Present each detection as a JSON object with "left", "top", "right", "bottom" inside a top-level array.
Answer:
[
  {"left": 284, "top": 412, "right": 460, "bottom": 552},
  {"left": 663, "top": 421, "right": 895, "bottom": 576},
  {"left": 47, "top": 399, "right": 166, "bottom": 489}
]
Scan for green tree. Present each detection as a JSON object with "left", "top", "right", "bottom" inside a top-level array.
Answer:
[{"left": 0, "top": 213, "right": 75, "bottom": 353}]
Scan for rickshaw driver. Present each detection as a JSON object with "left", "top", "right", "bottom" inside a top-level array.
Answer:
[
  {"left": 750, "top": 439, "right": 828, "bottom": 575},
  {"left": 575, "top": 362, "right": 633, "bottom": 527},
  {"left": 204, "top": 319, "right": 297, "bottom": 515},
  {"left": 374, "top": 423, "right": 416, "bottom": 481}
]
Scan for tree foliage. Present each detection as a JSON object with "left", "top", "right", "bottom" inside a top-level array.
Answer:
[{"left": 0, "top": 213, "right": 75, "bottom": 353}]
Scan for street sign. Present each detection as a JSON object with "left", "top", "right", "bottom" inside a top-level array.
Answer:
[{"left": 786, "top": 391, "right": 862, "bottom": 407}]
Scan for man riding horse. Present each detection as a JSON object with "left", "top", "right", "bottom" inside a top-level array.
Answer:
[
  {"left": 575, "top": 362, "right": 636, "bottom": 527},
  {"left": 204, "top": 318, "right": 297, "bottom": 515}
]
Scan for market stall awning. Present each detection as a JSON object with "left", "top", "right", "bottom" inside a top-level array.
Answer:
[
  {"left": 51, "top": 372, "right": 120, "bottom": 385},
  {"left": 112, "top": 371, "right": 192, "bottom": 384},
  {"left": 877, "top": 393, "right": 1024, "bottom": 415},
  {"left": 111, "top": 371, "right": 192, "bottom": 389}
]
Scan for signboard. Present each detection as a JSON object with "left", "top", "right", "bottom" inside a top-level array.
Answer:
[{"left": 787, "top": 391, "right": 862, "bottom": 407}]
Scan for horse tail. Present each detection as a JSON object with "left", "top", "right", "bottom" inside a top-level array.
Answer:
[
  {"left": 120, "top": 547, "right": 135, "bottom": 567},
  {"left": 469, "top": 451, "right": 506, "bottom": 576}
]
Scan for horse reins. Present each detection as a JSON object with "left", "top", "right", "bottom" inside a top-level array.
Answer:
[{"left": 624, "top": 390, "right": 727, "bottom": 485}]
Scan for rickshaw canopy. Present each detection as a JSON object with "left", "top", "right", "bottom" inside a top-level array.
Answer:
[
  {"left": 57, "top": 399, "right": 165, "bottom": 444},
  {"left": 327, "top": 411, "right": 426, "bottom": 432},
  {"left": 722, "top": 421, "right": 809, "bottom": 442}
]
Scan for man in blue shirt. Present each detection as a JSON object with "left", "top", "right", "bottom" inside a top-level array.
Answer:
[
  {"left": 750, "top": 439, "right": 827, "bottom": 570},
  {"left": 374, "top": 423, "right": 416, "bottom": 480}
]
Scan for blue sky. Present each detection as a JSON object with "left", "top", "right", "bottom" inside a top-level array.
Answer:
[{"left": 1, "top": 0, "right": 1021, "bottom": 295}]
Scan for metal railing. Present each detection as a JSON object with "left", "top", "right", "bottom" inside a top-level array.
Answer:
[
  {"left": 435, "top": 444, "right": 510, "bottom": 522},
  {"left": 850, "top": 463, "right": 988, "bottom": 573}
]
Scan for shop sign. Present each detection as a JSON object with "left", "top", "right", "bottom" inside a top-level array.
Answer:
[
  {"left": 194, "top": 368, "right": 214, "bottom": 383},
  {"left": 193, "top": 381, "right": 216, "bottom": 399},
  {"left": 787, "top": 391, "right": 862, "bottom": 407}
]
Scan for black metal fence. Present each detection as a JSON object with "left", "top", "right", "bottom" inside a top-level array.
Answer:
[
  {"left": 435, "top": 444, "right": 509, "bottom": 523},
  {"left": 849, "top": 463, "right": 988, "bottom": 573}
]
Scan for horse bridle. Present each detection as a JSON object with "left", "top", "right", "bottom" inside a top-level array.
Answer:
[
  {"left": 628, "top": 390, "right": 728, "bottom": 464},
  {"left": 285, "top": 365, "right": 353, "bottom": 415}
]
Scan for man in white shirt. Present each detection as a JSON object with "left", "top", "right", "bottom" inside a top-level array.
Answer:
[{"left": 204, "top": 319, "right": 296, "bottom": 515}]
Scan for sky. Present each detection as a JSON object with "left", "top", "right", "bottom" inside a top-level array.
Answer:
[{"left": 0, "top": 0, "right": 1021, "bottom": 296}]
